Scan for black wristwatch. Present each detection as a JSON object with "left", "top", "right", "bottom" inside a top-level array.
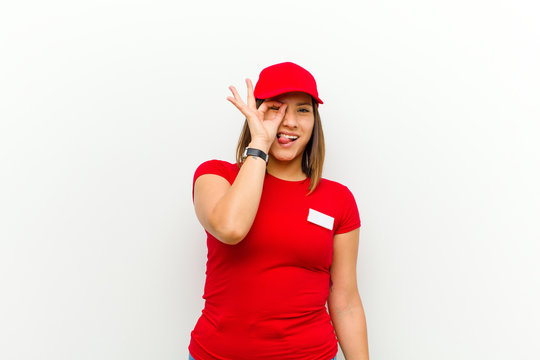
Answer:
[{"left": 241, "top": 147, "right": 269, "bottom": 163}]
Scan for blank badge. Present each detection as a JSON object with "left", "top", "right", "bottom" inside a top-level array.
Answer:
[{"left": 307, "top": 208, "right": 334, "bottom": 230}]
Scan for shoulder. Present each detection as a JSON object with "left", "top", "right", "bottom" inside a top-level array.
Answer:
[
  {"left": 316, "top": 177, "right": 354, "bottom": 197},
  {"left": 192, "top": 159, "right": 239, "bottom": 200},
  {"left": 318, "top": 177, "right": 361, "bottom": 233},
  {"left": 195, "top": 159, "right": 238, "bottom": 171},
  {"left": 316, "top": 176, "right": 359, "bottom": 209},
  {"left": 193, "top": 159, "right": 239, "bottom": 184}
]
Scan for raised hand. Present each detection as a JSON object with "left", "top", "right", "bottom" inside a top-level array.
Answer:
[{"left": 227, "top": 78, "right": 287, "bottom": 152}]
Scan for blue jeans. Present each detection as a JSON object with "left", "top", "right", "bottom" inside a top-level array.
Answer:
[{"left": 189, "top": 353, "right": 337, "bottom": 360}]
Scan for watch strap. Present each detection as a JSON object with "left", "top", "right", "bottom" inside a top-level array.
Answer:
[{"left": 242, "top": 147, "right": 269, "bottom": 163}]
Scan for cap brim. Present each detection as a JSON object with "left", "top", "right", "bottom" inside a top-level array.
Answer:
[{"left": 255, "top": 87, "right": 323, "bottom": 105}]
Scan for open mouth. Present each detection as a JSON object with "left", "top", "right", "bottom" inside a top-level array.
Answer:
[{"left": 277, "top": 134, "right": 299, "bottom": 144}]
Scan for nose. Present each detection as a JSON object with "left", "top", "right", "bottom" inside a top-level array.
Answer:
[{"left": 281, "top": 107, "right": 298, "bottom": 128}]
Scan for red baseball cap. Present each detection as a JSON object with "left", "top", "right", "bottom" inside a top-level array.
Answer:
[{"left": 253, "top": 62, "right": 323, "bottom": 105}]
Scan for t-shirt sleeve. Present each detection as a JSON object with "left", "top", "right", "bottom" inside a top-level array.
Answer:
[
  {"left": 334, "top": 185, "right": 361, "bottom": 234},
  {"left": 192, "top": 159, "right": 234, "bottom": 201}
]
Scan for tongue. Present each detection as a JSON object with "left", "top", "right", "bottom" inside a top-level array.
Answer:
[{"left": 278, "top": 136, "right": 292, "bottom": 144}]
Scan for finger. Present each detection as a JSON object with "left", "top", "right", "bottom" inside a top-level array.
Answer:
[
  {"left": 258, "top": 100, "right": 283, "bottom": 114},
  {"left": 228, "top": 85, "right": 246, "bottom": 107},
  {"left": 227, "top": 95, "right": 247, "bottom": 114},
  {"left": 273, "top": 103, "right": 288, "bottom": 121},
  {"left": 246, "top": 78, "right": 256, "bottom": 108}
]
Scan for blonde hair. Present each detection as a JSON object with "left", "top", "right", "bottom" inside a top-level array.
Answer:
[{"left": 235, "top": 96, "right": 325, "bottom": 195}]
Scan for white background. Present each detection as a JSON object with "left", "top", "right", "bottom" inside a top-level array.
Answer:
[{"left": 1, "top": 1, "right": 539, "bottom": 359}]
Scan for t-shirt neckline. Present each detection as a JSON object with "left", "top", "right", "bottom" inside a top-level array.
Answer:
[{"left": 265, "top": 171, "right": 310, "bottom": 184}]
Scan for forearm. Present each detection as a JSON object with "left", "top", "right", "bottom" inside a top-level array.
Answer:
[
  {"left": 329, "top": 296, "right": 369, "bottom": 360},
  {"left": 210, "top": 141, "right": 269, "bottom": 244}
]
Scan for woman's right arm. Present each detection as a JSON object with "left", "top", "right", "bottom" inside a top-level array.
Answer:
[
  {"left": 194, "top": 141, "right": 267, "bottom": 245},
  {"left": 192, "top": 79, "right": 286, "bottom": 245}
]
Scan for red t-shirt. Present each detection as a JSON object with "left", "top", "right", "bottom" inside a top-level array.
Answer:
[{"left": 189, "top": 159, "right": 361, "bottom": 360}]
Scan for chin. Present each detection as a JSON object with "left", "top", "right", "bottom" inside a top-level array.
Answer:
[
  {"left": 270, "top": 150, "right": 301, "bottom": 162},
  {"left": 269, "top": 142, "right": 307, "bottom": 163},
  {"left": 273, "top": 156, "right": 295, "bottom": 162}
]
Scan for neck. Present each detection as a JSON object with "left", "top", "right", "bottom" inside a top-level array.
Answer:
[{"left": 266, "top": 154, "right": 307, "bottom": 181}]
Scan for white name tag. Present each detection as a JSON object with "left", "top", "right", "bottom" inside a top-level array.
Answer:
[{"left": 307, "top": 208, "right": 334, "bottom": 230}]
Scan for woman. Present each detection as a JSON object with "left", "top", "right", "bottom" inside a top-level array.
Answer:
[{"left": 189, "top": 62, "right": 369, "bottom": 360}]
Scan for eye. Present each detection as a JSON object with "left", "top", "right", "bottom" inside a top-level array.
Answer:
[
  {"left": 270, "top": 106, "right": 279, "bottom": 111},
  {"left": 299, "top": 108, "right": 310, "bottom": 113}
]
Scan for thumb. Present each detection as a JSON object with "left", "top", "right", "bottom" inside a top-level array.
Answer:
[{"left": 272, "top": 103, "right": 288, "bottom": 122}]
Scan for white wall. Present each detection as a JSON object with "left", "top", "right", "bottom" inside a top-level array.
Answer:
[{"left": 1, "top": 1, "right": 539, "bottom": 359}]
